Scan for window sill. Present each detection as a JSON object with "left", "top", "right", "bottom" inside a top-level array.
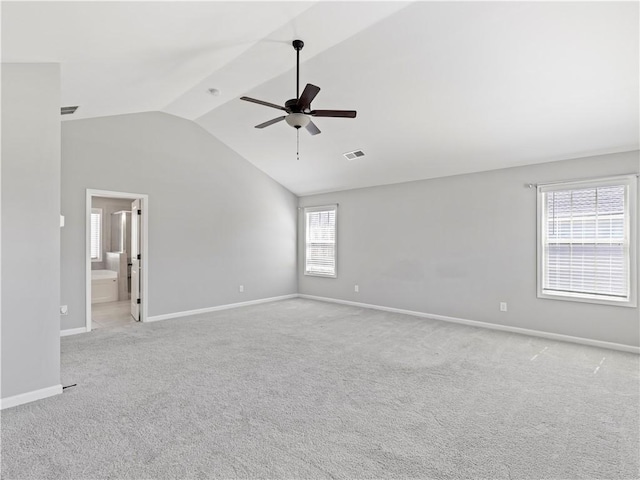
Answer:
[
  {"left": 538, "top": 290, "right": 637, "bottom": 308},
  {"left": 304, "top": 272, "right": 337, "bottom": 279}
]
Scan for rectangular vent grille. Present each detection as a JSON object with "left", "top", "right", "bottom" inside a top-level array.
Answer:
[
  {"left": 343, "top": 150, "right": 365, "bottom": 161},
  {"left": 61, "top": 106, "right": 79, "bottom": 115}
]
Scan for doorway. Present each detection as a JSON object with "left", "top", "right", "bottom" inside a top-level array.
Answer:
[{"left": 86, "top": 189, "right": 148, "bottom": 331}]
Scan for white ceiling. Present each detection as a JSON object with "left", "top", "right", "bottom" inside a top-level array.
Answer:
[{"left": 3, "top": 1, "right": 638, "bottom": 195}]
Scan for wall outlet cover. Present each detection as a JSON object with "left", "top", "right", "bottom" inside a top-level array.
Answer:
[{"left": 500, "top": 302, "right": 508, "bottom": 312}]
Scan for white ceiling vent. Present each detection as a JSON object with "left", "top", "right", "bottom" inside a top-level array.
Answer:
[
  {"left": 61, "top": 106, "right": 79, "bottom": 115},
  {"left": 343, "top": 150, "right": 365, "bottom": 161}
]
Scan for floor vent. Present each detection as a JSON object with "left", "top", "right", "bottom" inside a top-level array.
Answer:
[
  {"left": 61, "top": 106, "right": 79, "bottom": 115},
  {"left": 343, "top": 150, "right": 365, "bottom": 161}
]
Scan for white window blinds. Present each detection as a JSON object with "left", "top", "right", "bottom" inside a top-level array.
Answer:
[
  {"left": 90, "top": 208, "right": 102, "bottom": 261},
  {"left": 305, "top": 205, "right": 337, "bottom": 277},
  {"left": 539, "top": 176, "right": 637, "bottom": 304}
]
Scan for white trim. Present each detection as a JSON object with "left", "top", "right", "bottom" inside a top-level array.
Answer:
[
  {"left": 303, "top": 204, "right": 338, "bottom": 278},
  {"left": 537, "top": 174, "right": 638, "bottom": 192},
  {"left": 146, "top": 294, "right": 298, "bottom": 323},
  {"left": 86, "top": 189, "right": 149, "bottom": 332},
  {"left": 536, "top": 175, "right": 638, "bottom": 308},
  {"left": 0, "top": 384, "right": 62, "bottom": 410},
  {"left": 60, "top": 327, "right": 88, "bottom": 337},
  {"left": 298, "top": 294, "right": 640, "bottom": 354}
]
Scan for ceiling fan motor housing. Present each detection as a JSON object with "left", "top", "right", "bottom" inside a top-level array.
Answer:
[{"left": 285, "top": 98, "right": 302, "bottom": 113}]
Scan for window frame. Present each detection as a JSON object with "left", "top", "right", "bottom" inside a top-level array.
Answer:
[
  {"left": 536, "top": 175, "right": 638, "bottom": 307},
  {"left": 90, "top": 207, "right": 103, "bottom": 263},
  {"left": 304, "top": 204, "right": 338, "bottom": 278}
]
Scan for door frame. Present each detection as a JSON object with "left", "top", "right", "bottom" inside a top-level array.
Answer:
[{"left": 86, "top": 189, "right": 149, "bottom": 331}]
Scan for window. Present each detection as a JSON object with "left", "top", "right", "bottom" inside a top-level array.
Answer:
[
  {"left": 537, "top": 175, "right": 637, "bottom": 306},
  {"left": 304, "top": 205, "right": 337, "bottom": 277},
  {"left": 90, "top": 208, "right": 102, "bottom": 262}
]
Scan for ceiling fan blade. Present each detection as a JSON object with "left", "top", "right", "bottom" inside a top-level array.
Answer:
[
  {"left": 255, "top": 116, "right": 286, "bottom": 129},
  {"left": 297, "top": 84, "right": 321, "bottom": 110},
  {"left": 305, "top": 120, "right": 321, "bottom": 136},
  {"left": 309, "top": 109, "right": 357, "bottom": 118},
  {"left": 241, "top": 96, "right": 287, "bottom": 111}
]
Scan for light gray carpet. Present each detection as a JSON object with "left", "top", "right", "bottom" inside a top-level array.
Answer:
[{"left": 2, "top": 298, "right": 638, "bottom": 479}]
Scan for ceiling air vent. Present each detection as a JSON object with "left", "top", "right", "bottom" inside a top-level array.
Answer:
[
  {"left": 343, "top": 150, "right": 365, "bottom": 161},
  {"left": 61, "top": 106, "right": 79, "bottom": 115}
]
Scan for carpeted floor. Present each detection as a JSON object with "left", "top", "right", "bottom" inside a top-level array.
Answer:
[{"left": 1, "top": 298, "right": 638, "bottom": 479}]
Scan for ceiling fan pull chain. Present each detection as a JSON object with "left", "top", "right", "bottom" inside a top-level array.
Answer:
[{"left": 296, "top": 129, "right": 300, "bottom": 161}]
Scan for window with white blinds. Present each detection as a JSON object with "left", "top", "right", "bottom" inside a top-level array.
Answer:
[
  {"left": 537, "top": 175, "right": 637, "bottom": 306},
  {"left": 90, "top": 208, "right": 102, "bottom": 262},
  {"left": 304, "top": 205, "right": 337, "bottom": 277}
]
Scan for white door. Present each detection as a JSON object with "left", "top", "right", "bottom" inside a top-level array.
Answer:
[{"left": 131, "top": 199, "right": 141, "bottom": 321}]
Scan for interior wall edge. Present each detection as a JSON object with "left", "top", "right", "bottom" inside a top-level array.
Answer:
[{"left": 1, "top": 63, "right": 61, "bottom": 400}]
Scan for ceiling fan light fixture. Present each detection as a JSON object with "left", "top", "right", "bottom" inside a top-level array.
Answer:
[
  {"left": 285, "top": 113, "right": 310, "bottom": 129},
  {"left": 240, "top": 39, "right": 356, "bottom": 141}
]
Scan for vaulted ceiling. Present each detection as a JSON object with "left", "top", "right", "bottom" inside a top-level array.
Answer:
[{"left": 3, "top": 1, "right": 638, "bottom": 195}]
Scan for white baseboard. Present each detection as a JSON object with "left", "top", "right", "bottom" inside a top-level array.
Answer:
[
  {"left": 58, "top": 293, "right": 639, "bottom": 353},
  {"left": 60, "top": 327, "right": 88, "bottom": 337},
  {"left": 0, "top": 384, "right": 62, "bottom": 410},
  {"left": 299, "top": 294, "right": 640, "bottom": 354},
  {"left": 146, "top": 294, "right": 299, "bottom": 323}
]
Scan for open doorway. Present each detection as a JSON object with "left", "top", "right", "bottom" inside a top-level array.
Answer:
[{"left": 86, "top": 189, "right": 148, "bottom": 331}]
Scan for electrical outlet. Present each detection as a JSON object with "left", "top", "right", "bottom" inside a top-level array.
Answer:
[
  {"left": 354, "top": 284, "right": 359, "bottom": 293},
  {"left": 500, "top": 302, "right": 508, "bottom": 312},
  {"left": 60, "top": 305, "right": 68, "bottom": 315},
  {"left": 239, "top": 285, "right": 244, "bottom": 293}
]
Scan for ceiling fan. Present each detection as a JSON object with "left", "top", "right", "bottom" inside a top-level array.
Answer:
[{"left": 240, "top": 39, "right": 357, "bottom": 136}]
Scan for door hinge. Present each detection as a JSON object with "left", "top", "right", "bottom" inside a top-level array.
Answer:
[
  {"left": 137, "top": 254, "right": 141, "bottom": 260},
  {"left": 136, "top": 298, "right": 141, "bottom": 304},
  {"left": 137, "top": 209, "right": 141, "bottom": 215}
]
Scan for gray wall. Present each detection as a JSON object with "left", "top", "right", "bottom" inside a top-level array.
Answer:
[
  {"left": 299, "top": 151, "right": 640, "bottom": 347},
  {"left": 61, "top": 112, "right": 297, "bottom": 330},
  {"left": 1, "top": 64, "right": 61, "bottom": 398}
]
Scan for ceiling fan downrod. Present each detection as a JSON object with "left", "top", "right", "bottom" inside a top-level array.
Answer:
[{"left": 293, "top": 39, "right": 304, "bottom": 100}]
